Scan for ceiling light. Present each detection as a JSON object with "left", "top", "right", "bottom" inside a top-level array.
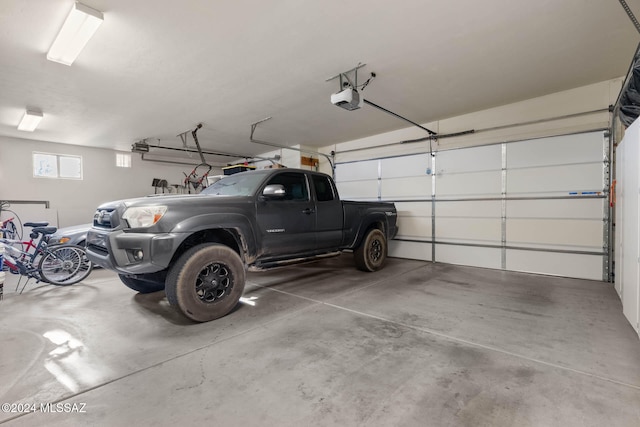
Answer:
[
  {"left": 47, "top": 2, "right": 104, "bottom": 66},
  {"left": 17, "top": 110, "right": 44, "bottom": 132}
]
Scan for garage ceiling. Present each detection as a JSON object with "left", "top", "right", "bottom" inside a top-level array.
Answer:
[{"left": 1, "top": 0, "right": 639, "bottom": 161}]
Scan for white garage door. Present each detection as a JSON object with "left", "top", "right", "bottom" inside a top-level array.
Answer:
[{"left": 335, "top": 130, "right": 610, "bottom": 281}]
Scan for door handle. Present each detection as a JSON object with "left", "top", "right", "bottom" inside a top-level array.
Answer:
[{"left": 302, "top": 208, "right": 315, "bottom": 215}]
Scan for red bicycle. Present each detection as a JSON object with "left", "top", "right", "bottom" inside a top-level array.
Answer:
[{"left": 1, "top": 222, "right": 92, "bottom": 292}]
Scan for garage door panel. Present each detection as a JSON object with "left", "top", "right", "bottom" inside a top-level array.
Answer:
[
  {"left": 437, "top": 144, "right": 502, "bottom": 173},
  {"left": 395, "top": 201, "right": 432, "bottom": 216},
  {"left": 506, "top": 218, "right": 602, "bottom": 248},
  {"left": 437, "top": 200, "right": 502, "bottom": 218},
  {"left": 335, "top": 160, "right": 378, "bottom": 182},
  {"left": 436, "top": 171, "right": 502, "bottom": 197},
  {"left": 336, "top": 180, "right": 378, "bottom": 200},
  {"left": 396, "top": 216, "right": 431, "bottom": 239},
  {"left": 389, "top": 240, "right": 432, "bottom": 261},
  {"left": 507, "top": 163, "right": 603, "bottom": 195},
  {"left": 436, "top": 245, "right": 501, "bottom": 269},
  {"left": 381, "top": 154, "right": 430, "bottom": 178},
  {"left": 507, "top": 132, "right": 603, "bottom": 168},
  {"left": 381, "top": 176, "right": 430, "bottom": 199},
  {"left": 507, "top": 250, "right": 602, "bottom": 281},
  {"left": 436, "top": 218, "right": 501, "bottom": 242},
  {"left": 507, "top": 198, "right": 604, "bottom": 219}
]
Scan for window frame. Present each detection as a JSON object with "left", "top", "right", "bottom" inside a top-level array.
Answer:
[
  {"left": 312, "top": 174, "right": 336, "bottom": 202},
  {"left": 263, "top": 172, "right": 310, "bottom": 202},
  {"left": 33, "top": 152, "right": 83, "bottom": 180},
  {"left": 116, "top": 152, "right": 132, "bottom": 168}
]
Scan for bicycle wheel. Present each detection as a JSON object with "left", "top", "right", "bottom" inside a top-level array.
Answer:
[{"left": 39, "top": 245, "right": 93, "bottom": 285}]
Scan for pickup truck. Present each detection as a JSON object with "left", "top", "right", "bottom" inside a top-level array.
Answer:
[{"left": 86, "top": 168, "right": 398, "bottom": 322}]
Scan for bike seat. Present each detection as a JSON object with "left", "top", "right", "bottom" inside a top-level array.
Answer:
[
  {"left": 24, "top": 222, "right": 49, "bottom": 227},
  {"left": 32, "top": 226, "right": 57, "bottom": 235}
]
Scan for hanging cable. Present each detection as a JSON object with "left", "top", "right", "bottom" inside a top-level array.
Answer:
[{"left": 356, "top": 72, "right": 376, "bottom": 91}]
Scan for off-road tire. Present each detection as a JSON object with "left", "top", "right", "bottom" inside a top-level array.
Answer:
[
  {"left": 165, "top": 243, "right": 245, "bottom": 322},
  {"left": 354, "top": 228, "right": 387, "bottom": 272}
]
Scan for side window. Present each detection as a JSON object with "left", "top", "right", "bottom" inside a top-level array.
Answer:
[
  {"left": 312, "top": 175, "right": 335, "bottom": 202},
  {"left": 265, "top": 172, "right": 309, "bottom": 201},
  {"left": 33, "top": 152, "right": 83, "bottom": 179}
]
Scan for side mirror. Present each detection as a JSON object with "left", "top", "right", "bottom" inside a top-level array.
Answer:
[{"left": 261, "top": 184, "right": 286, "bottom": 199}]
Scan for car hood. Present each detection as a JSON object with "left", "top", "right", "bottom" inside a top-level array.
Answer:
[
  {"left": 97, "top": 194, "right": 251, "bottom": 210},
  {"left": 52, "top": 223, "right": 93, "bottom": 235}
]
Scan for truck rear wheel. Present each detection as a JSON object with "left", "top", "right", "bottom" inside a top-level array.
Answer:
[
  {"left": 165, "top": 243, "right": 245, "bottom": 322},
  {"left": 119, "top": 274, "right": 165, "bottom": 293},
  {"left": 354, "top": 228, "right": 387, "bottom": 272}
]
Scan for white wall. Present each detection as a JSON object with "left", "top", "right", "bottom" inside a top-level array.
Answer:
[
  {"left": 248, "top": 144, "right": 323, "bottom": 172},
  {"left": 0, "top": 136, "right": 216, "bottom": 228},
  {"left": 249, "top": 146, "right": 301, "bottom": 170}
]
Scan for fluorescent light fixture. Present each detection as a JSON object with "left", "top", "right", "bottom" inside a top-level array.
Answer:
[
  {"left": 47, "top": 2, "right": 104, "bottom": 66},
  {"left": 18, "top": 110, "right": 44, "bottom": 132}
]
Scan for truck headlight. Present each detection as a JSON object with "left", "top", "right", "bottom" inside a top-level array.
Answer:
[{"left": 122, "top": 206, "right": 167, "bottom": 228}]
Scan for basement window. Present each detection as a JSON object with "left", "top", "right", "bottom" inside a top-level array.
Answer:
[
  {"left": 33, "top": 152, "right": 83, "bottom": 180},
  {"left": 116, "top": 152, "right": 132, "bottom": 168}
]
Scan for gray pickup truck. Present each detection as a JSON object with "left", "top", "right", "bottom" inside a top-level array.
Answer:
[{"left": 86, "top": 168, "right": 397, "bottom": 322}]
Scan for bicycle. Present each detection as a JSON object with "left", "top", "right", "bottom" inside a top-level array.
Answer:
[
  {"left": 0, "top": 222, "right": 93, "bottom": 293},
  {"left": 183, "top": 162, "right": 212, "bottom": 193}
]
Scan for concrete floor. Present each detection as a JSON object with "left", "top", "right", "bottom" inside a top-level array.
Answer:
[{"left": 0, "top": 255, "right": 639, "bottom": 426}]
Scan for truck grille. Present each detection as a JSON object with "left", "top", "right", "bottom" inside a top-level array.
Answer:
[{"left": 93, "top": 208, "right": 119, "bottom": 229}]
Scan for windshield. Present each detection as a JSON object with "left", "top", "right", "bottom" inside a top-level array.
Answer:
[{"left": 201, "top": 173, "right": 265, "bottom": 196}]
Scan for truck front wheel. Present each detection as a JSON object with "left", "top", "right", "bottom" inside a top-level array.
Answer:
[
  {"left": 354, "top": 228, "right": 387, "bottom": 272},
  {"left": 165, "top": 243, "right": 245, "bottom": 322}
]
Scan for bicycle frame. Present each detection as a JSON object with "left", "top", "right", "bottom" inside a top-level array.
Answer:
[
  {"left": 1, "top": 220, "right": 93, "bottom": 292},
  {"left": 0, "top": 227, "right": 55, "bottom": 292},
  {"left": 2, "top": 231, "right": 46, "bottom": 266},
  {"left": 1, "top": 248, "right": 37, "bottom": 277},
  {"left": 0, "top": 237, "right": 45, "bottom": 279}
]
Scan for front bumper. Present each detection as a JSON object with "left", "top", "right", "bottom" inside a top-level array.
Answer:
[{"left": 86, "top": 228, "right": 183, "bottom": 274}]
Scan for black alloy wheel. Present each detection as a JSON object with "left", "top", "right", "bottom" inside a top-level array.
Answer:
[{"left": 196, "top": 262, "right": 233, "bottom": 303}]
